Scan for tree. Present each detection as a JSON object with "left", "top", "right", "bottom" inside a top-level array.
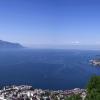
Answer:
[
  {"left": 65, "top": 94, "right": 81, "bottom": 100},
  {"left": 86, "top": 75, "right": 100, "bottom": 100}
]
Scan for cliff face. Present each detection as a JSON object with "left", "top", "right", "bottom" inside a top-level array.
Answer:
[{"left": 0, "top": 40, "right": 23, "bottom": 48}]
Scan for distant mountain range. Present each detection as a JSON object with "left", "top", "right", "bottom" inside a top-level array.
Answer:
[{"left": 0, "top": 40, "right": 23, "bottom": 48}]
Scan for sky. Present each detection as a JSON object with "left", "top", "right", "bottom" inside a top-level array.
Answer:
[{"left": 0, "top": 0, "right": 100, "bottom": 48}]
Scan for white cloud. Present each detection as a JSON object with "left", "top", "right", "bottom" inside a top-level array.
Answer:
[
  {"left": 95, "top": 42, "right": 100, "bottom": 45},
  {"left": 71, "top": 41, "right": 80, "bottom": 45}
]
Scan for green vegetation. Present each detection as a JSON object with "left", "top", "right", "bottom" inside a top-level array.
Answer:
[
  {"left": 64, "top": 75, "right": 100, "bottom": 100},
  {"left": 85, "top": 75, "right": 100, "bottom": 100},
  {"left": 65, "top": 94, "right": 81, "bottom": 100}
]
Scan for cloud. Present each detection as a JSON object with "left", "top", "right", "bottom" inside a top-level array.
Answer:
[
  {"left": 95, "top": 42, "right": 100, "bottom": 45},
  {"left": 71, "top": 41, "right": 80, "bottom": 45}
]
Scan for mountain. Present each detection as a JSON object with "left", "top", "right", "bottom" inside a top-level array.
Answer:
[{"left": 0, "top": 40, "right": 23, "bottom": 48}]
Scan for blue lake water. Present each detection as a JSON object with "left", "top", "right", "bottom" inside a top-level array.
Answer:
[{"left": 0, "top": 49, "right": 100, "bottom": 90}]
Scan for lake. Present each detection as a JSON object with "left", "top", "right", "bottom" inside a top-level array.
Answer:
[{"left": 0, "top": 49, "right": 100, "bottom": 90}]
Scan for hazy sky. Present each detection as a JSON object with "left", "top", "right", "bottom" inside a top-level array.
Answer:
[{"left": 0, "top": 0, "right": 100, "bottom": 47}]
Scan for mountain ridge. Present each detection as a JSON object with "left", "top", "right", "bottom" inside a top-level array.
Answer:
[{"left": 0, "top": 40, "right": 23, "bottom": 48}]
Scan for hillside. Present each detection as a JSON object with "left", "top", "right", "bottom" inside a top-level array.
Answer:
[{"left": 0, "top": 40, "right": 23, "bottom": 48}]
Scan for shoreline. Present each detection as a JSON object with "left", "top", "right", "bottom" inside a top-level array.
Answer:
[{"left": 0, "top": 85, "right": 87, "bottom": 100}]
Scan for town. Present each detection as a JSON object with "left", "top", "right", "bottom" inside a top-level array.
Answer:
[{"left": 0, "top": 85, "right": 86, "bottom": 100}]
